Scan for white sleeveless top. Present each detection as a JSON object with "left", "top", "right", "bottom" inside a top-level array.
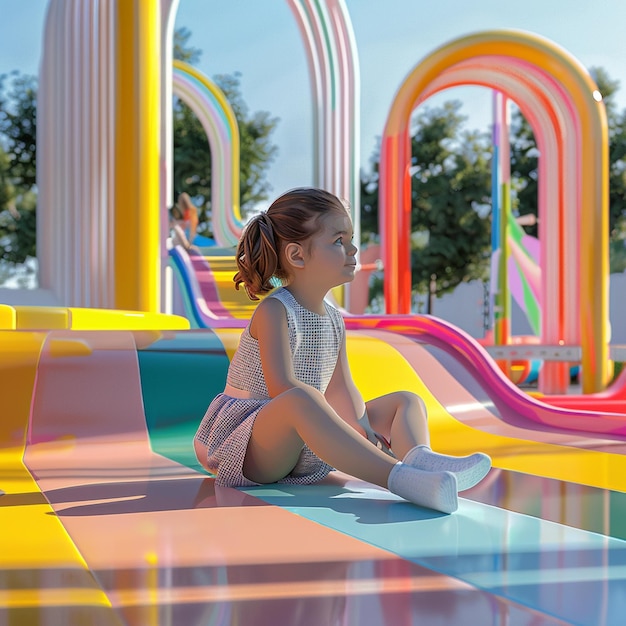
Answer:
[{"left": 226, "top": 287, "right": 344, "bottom": 396}]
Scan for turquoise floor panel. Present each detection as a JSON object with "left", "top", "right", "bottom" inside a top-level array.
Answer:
[{"left": 243, "top": 482, "right": 626, "bottom": 625}]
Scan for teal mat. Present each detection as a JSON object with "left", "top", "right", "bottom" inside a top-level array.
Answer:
[{"left": 137, "top": 330, "right": 228, "bottom": 472}]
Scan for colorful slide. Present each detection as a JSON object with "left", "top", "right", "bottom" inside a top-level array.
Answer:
[
  {"left": 168, "top": 244, "right": 254, "bottom": 327},
  {"left": 347, "top": 315, "right": 626, "bottom": 435}
]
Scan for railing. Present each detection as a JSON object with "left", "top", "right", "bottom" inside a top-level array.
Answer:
[{"left": 484, "top": 345, "right": 626, "bottom": 361}]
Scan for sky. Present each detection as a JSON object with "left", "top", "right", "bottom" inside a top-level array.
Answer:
[{"left": 1, "top": 0, "right": 626, "bottom": 200}]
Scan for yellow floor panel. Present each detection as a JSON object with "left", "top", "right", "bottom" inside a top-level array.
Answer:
[{"left": 0, "top": 332, "right": 121, "bottom": 624}]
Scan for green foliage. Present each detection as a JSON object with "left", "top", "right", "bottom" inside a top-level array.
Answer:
[
  {"left": 0, "top": 186, "right": 36, "bottom": 264},
  {"left": 409, "top": 103, "right": 492, "bottom": 296},
  {"left": 173, "top": 27, "right": 202, "bottom": 65},
  {"left": 0, "top": 72, "right": 37, "bottom": 189},
  {"left": 359, "top": 143, "right": 380, "bottom": 240},
  {"left": 361, "top": 101, "right": 492, "bottom": 305},
  {"left": 0, "top": 147, "right": 14, "bottom": 211},
  {"left": 509, "top": 107, "right": 538, "bottom": 237},
  {"left": 172, "top": 31, "right": 279, "bottom": 237},
  {"left": 0, "top": 72, "right": 38, "bottom": 274}
]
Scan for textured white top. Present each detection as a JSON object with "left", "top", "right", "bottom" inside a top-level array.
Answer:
[{"left": 226, "top": 287, "right": 344, "bottom": 397}]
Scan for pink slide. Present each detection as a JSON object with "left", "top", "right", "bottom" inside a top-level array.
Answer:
[
  {"left": 534, "top": 369, "right": 626, "bottom": 414},
  {"left": 346, "top": 315, "right": 626, "bottom": 437}
]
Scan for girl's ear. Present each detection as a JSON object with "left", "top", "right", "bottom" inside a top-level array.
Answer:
[{"left": 284, "top": 242, "right": 305, "bottom": 269}]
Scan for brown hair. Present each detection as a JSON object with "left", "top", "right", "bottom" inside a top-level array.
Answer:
[{"left": 233, "top": 187, "right": 347, "bottom": 300}]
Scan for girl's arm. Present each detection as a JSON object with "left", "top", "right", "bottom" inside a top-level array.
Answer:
[
  {"left": 189, "top": 207, "right": 198, "bottom": 243},
  {"left": 250, "top": 297, "right": 311, "bottom": 397},
  {"left": 324, "top": 332, "right": 367, "bottom": 435}
]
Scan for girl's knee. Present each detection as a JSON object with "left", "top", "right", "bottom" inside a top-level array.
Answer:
[
  {"left": 279, "top": 385, "right": 325, "bottom": 407},
  {"left": 395, "top": 391, "right": 427, "bottom": 416}
]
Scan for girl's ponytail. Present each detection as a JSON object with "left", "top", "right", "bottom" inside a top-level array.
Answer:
[{"left": 234, "top": 213, "right": 279, "bottom": 300}]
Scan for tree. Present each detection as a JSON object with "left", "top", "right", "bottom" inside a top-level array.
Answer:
[
  {"left": 0, "top": 72, "right": 37, "bottom": 277},
  {"left": 361, "top": 101, "right": 492, "bottom": 309},
  {"left": 172, "top": 30, "right": 279, "bottom": 238},
  {"left": 409, "top": 102, "right": 492, "bottom": 297},
  {"left": 173, "top": 27, "right": 202, "bottom": 65}
]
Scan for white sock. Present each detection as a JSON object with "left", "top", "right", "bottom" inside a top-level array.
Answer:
[
  {"left": 387, "top": 462, "right": 458, "bottom": 514},
  {"left": 403, "top": 445, "right": 491, "bottom": 492}
]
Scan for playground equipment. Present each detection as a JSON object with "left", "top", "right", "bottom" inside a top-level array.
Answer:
[
  {"left": 36, "top": 3, "right": 613, "bottom": 395},
  {"left": 36, "top": 0, "right": 361, "bottom": 312},
  {"left": 379, "top": 30, "right": 609, "bottom": 395},
  {"left": 172, "top": 61, "right": 243, "bottom": 247}
]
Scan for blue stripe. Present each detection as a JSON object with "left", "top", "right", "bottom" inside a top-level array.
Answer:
[{"left": 243, "top": 482, "right": 626, "bottom": 625}]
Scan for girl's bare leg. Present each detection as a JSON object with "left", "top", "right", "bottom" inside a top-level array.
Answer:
[
  {"left": 243, "top": 387, "right": 397, "bottom": 487},
  {"left": 243, "top": 386, "right": 459, "bottom": 513},
  {"left": 366, "top": 391, "right": 491, "bottom": 491},
  {"left": 365, "top": 391, "right": 429, "bottom": 458}
]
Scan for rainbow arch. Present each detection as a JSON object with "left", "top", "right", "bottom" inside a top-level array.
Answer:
[
  {"left": 379, "top": 29, "right": 609, "bottom": 394},
  {"left": 172, "top": 61, "right": 243, "bottom": 247}
]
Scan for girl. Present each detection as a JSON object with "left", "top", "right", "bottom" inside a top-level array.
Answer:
[{"left": 194, "top": 187, "right": 491, "bottom": 513}]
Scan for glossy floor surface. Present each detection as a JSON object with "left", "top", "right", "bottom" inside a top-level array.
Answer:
[{"left": 2, "top": 327, "right": 626, "bottom": 625}]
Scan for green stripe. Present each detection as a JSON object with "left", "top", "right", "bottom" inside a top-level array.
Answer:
[{"left": 137, "top": 330, "right": 230, "bottom": 470}]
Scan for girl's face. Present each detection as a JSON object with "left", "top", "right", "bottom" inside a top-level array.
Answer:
[{"left": 304, "top": 209, "right": 358, "bottom": 287}]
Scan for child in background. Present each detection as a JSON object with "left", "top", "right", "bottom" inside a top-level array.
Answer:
[
  {"left": 176, "top": 192, "right": 199, "bottom": 246},
  {"left": 194, "top": 187, "right": 491, "bottom": 513}
]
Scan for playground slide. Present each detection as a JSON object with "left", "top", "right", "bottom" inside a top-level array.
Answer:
[
  {"left": 169, "top": 245, "right": 248, "bottom": 328},
  {"left": 397, "top": 333, "right": 626, "bottom": 459},
  {"left": 169, "top": 245, "right": 258, "bottom": 326},
  {"left": 346, "top": 315, "right": 626, "bottom": 437}
]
